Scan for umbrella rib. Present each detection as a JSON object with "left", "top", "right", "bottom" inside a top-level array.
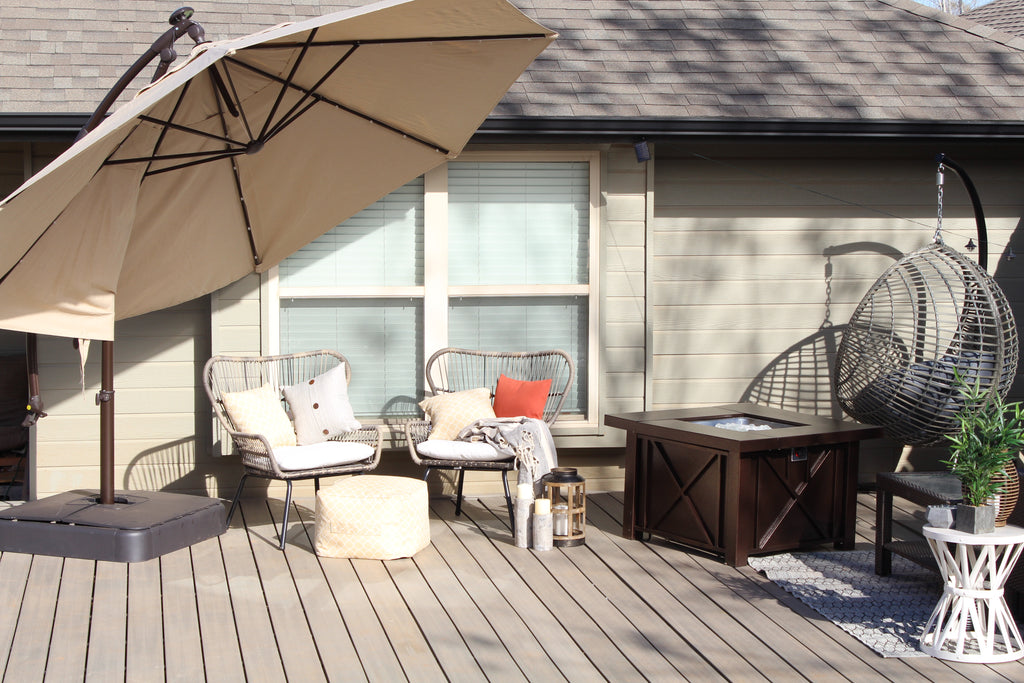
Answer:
[
  {"left": 225, "top": 56, "right": 451, "bottom": 156},
  {"left": 143, "top": 79, "right": 198, "bottom": 177},
  {"left": 219, "top": 60, "right": 256, "bottom": 141},
  {"left": 208, "top": 63, "right": 240, "bottom": 118},
  {"left": 259, "top": 27, "right": 318, "bottom": 141},
  {"left": 107, "top": 148, "right": 243, "bottom": 169},
  {"left": 227, "top": 155, "right": 262, "bottom": 267},
  {"left": 141, "top": 151, "right": 244, "bottom": 177},
  {"left": 264, "top": 45, "right": 357, "bottom": 141},
  {"left": 264, "top": 100, "right": 318, "bottom": 146},
  {"left": 135, "top": 115, "right": 249, "bottom": 148}
]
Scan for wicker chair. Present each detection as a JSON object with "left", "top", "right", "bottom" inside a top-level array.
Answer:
[
  {"left": 204, "top": 350, "right": 382, "bottom": 549},
  {"left": 406, "top": 348, "right": 575, "bottom": 527}
]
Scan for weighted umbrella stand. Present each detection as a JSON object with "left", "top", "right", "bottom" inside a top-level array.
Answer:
[{"left": 0, "top": 9, "right": 228, "bottom": 562}]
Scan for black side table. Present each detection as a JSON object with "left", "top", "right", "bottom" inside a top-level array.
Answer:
[{"left": 875, "top": 471, "right": 961, "bottom": 576}]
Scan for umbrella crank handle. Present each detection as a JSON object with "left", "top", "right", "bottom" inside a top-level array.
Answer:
[
  {"left": 95, "top": 389, "right": 114, "bottom": 406},
  {"left": 77, "top": 7, "right": 210, "bottom": 139}
]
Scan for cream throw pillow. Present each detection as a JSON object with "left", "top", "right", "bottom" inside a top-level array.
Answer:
[
  {"left": 221, "top": 384, "right": 296, "bottom": 448},
  {"left": 282, "top": 363, "right": 361, "bottom": 445},
  {"left": 419, "top": 387, "right": 495, "bottom": 441}
]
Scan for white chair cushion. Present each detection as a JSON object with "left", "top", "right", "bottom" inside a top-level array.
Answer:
[
  {"left": 283, "top": 363, "right": 361, "bottom": 445},
  {"left": 272, "top": 441, "right": 374, "bottom": 471},
  {"left": 415, "top": 439, "right": 507, "bottom": 462}
]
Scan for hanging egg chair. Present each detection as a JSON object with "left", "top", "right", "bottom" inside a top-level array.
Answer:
[{"left": 833, "top": 158, "right": 1018, "bottom": 446}]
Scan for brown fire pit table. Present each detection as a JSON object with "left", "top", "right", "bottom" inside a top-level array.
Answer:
[{"left": 606, "top": 403, "right": 883, "bottom": 566}]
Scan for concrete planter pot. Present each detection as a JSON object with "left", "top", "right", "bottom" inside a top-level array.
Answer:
[{"left": 955, "top": 504, "right": 996, "bottom": 535}]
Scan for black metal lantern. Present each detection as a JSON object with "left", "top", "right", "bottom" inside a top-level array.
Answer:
[{"left": 542, "top": 467, "right": 586, "bottom": 547}]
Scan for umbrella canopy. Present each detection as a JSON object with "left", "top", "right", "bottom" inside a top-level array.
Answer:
[{"left": 0, "top": 0, "right": 554, "bottom": 341}]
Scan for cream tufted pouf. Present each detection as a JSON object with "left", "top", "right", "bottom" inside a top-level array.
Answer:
[{"left": 314, "top": 475, "right": 430, "bottom": 559}]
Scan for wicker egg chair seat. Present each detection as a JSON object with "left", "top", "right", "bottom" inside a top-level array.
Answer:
[{"left": 834, "top": 241, "right": 1018, "bottom": 446}]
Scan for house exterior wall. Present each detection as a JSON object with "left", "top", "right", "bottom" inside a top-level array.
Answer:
[
  {"left": 652, "top": 139, "right": 1024, "bottom": 476},
  {"left": 206, "top": 143, "right": 648, "bottom": 496},
  {"left": 29, "top": 299, "right": 234, "bottom": 498},
  {"left": 19, "top": 138, "right": 1024, "bottom": 499}
]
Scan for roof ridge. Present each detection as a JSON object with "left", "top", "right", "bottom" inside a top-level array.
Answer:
[{"left": 877, "top": 0, "right": 1024, "bottom": 52}]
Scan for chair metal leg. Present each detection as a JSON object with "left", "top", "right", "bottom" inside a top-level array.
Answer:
[
  {"left": 278, "top": 480, "right": 293, "bottom": 551},
  {"left": 455, "top": 469, "right": 466, "bottom": 516},
  {"left": 314, "top": 477, "right": 320, "bottom": 493},
  {"left": 225, "top": 473, "right": 249, "bottom": 526},
  {"left": 502, "top": 470, "right": 515, "bottom": 535},
  {"left": 422, "top": 467, "right": 432, "bottom": 481}
]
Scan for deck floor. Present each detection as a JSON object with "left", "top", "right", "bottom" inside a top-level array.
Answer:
[{"left": 1, "top": 489, "right": 1023, "bottom": 682}]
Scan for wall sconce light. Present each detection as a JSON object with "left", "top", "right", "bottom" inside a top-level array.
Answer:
[
  {"left": 634, "top": 139, "right": 651, "bottom": 163},
  {"left": 543, "top": 467, "right": 586, "bottom": 547}
]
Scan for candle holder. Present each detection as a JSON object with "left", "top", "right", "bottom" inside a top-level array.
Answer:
[{"left": 542, "top": 467, "right": 585, "bottom": 547}]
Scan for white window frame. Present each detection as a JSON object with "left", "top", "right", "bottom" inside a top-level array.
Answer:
[{"left": 267, "top": 149, "right": 601, "bottom": 436}]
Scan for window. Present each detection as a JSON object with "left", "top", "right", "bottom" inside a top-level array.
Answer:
[{"left": 273, "top": 151, "right": 599, "bottom": 429}]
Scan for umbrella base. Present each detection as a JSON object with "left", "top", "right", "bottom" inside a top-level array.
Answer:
[{"left": 0, "top": 489, "right": 226, "bottom": 562}]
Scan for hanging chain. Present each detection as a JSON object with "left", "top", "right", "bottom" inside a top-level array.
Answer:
[{"left": 933, "top": 163, "right": 945, "bottom": 244}]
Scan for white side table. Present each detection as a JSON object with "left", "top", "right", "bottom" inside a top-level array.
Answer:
[{"left": 920, "top": 524, "right": 1024, "bottom": 662}]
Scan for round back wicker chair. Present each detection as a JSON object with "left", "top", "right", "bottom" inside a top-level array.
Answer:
[{"left": 834, "top": 242, "right": 1018, "bottom": 445}]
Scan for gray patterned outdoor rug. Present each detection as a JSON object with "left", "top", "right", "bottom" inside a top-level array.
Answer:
[{"left": 747, "top": 550, "right": 942, "bottom": 657}]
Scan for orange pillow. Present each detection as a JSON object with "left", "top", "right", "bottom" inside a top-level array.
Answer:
[{"left": 492, "top": 374, "right": 552, "bottom": 420}]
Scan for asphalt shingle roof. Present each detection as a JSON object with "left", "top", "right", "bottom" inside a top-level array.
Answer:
[
  {"left": 4, "top": 0, "right": 1024, "bottom": 125},
  {"left": 964, "top": 0, "right": 1024, "bottom": 38}
]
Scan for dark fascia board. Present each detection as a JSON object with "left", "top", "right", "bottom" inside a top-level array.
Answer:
[
  {"left": 6, "top": 112, "right": 1024, "bottom": 144},
  {"left": 473, "top": 117, "right": 1024, "bottom": 143},
  {"left": 0, "top": 113, "right": 89, "bottom": 141}
]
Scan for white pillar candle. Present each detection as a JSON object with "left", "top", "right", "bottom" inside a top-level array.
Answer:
[
  {"left": 517, "top": 483, "right": 534, "bottom": 500},
  {"left": 534, "top": 498, "right": 550, "bottom": 515},
  {"left": 552, "top": 503, "right": 569, "bottom": 537}
]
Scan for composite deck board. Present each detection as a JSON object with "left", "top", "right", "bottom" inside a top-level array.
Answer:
[
  {"left": 474, "top": 498, "right": 656, "bottom": 682},
  {"left": 583, "top": 495, "right": 847, "bottom": 683},
  {"left": 289, "top": 505, "right": 407, "bottom": 682},
  {"left": 84, "top": 560, "right": 127, "bottom": 682},
  {"left": 219, "top": 505, "right": 287, "bottom": 683},
  {"left": 126, "top": 558, "right": 164, "bottom": 683},
  {"left": 351, "top": 558, "right": 446, "bottom": 683},
  {"left": 426, "top": 501, "right": 570, "bottom": 682},
  {"left": 5, "top": 555, "right": 60, "bottom": 682},
  {"left": 159, "top": 547, "right": 206, "bottom": 683},
  {"left": 553, "top": 501, "right": 759, "bottom": 681},
  {"left": 3, "top": 488, "right": 1024, "bottom": 681},
  {"left": 433, "top": 500, "right": 609, "bottom": 683},
  {"left": 0, "top": 552, "right": 31, "bottom": 679},
  {"left": 590, "top": 492, "right": 893, "bottom": 682},
  {"left": 44, "top": 557, "right": 93, "bottom": 682},
  {"left": 267, "top": 502, "right": 368, "bottom": 682},
  {"left": 242, "top": 500, "right": 328, "bottom": 683},
  {"left": 383, "top": 557, "right": 488, "bottom": 683},
  {"left": 407, "top": 522, "right": 528, "bottom": 681},
  {"left": 189, "top": 535, "right": 247, "bottom": 681}
]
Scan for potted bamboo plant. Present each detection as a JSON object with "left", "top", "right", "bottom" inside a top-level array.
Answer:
[{"left": 943, "top": 374, "right": 1024, "bottom": 535}]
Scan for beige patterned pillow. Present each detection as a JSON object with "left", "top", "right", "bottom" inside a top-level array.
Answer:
[
  {"left": 419, "top": 387, "right": 495, "bottom": 441},
  {"left": 221, "top": 384, "right": 296, "bottom": 448}
]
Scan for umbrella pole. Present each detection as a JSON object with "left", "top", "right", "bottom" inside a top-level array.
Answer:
[{"left": 99, "top": 340, "right": 114, "bottom": 505}]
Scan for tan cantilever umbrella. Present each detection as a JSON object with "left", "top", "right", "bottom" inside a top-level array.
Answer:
[
  {"left": 0, "top": 0, "right": 553, "bottom": 539},
  {"left": 0, "top": 0, "right": 553, "bottom": 340}
]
